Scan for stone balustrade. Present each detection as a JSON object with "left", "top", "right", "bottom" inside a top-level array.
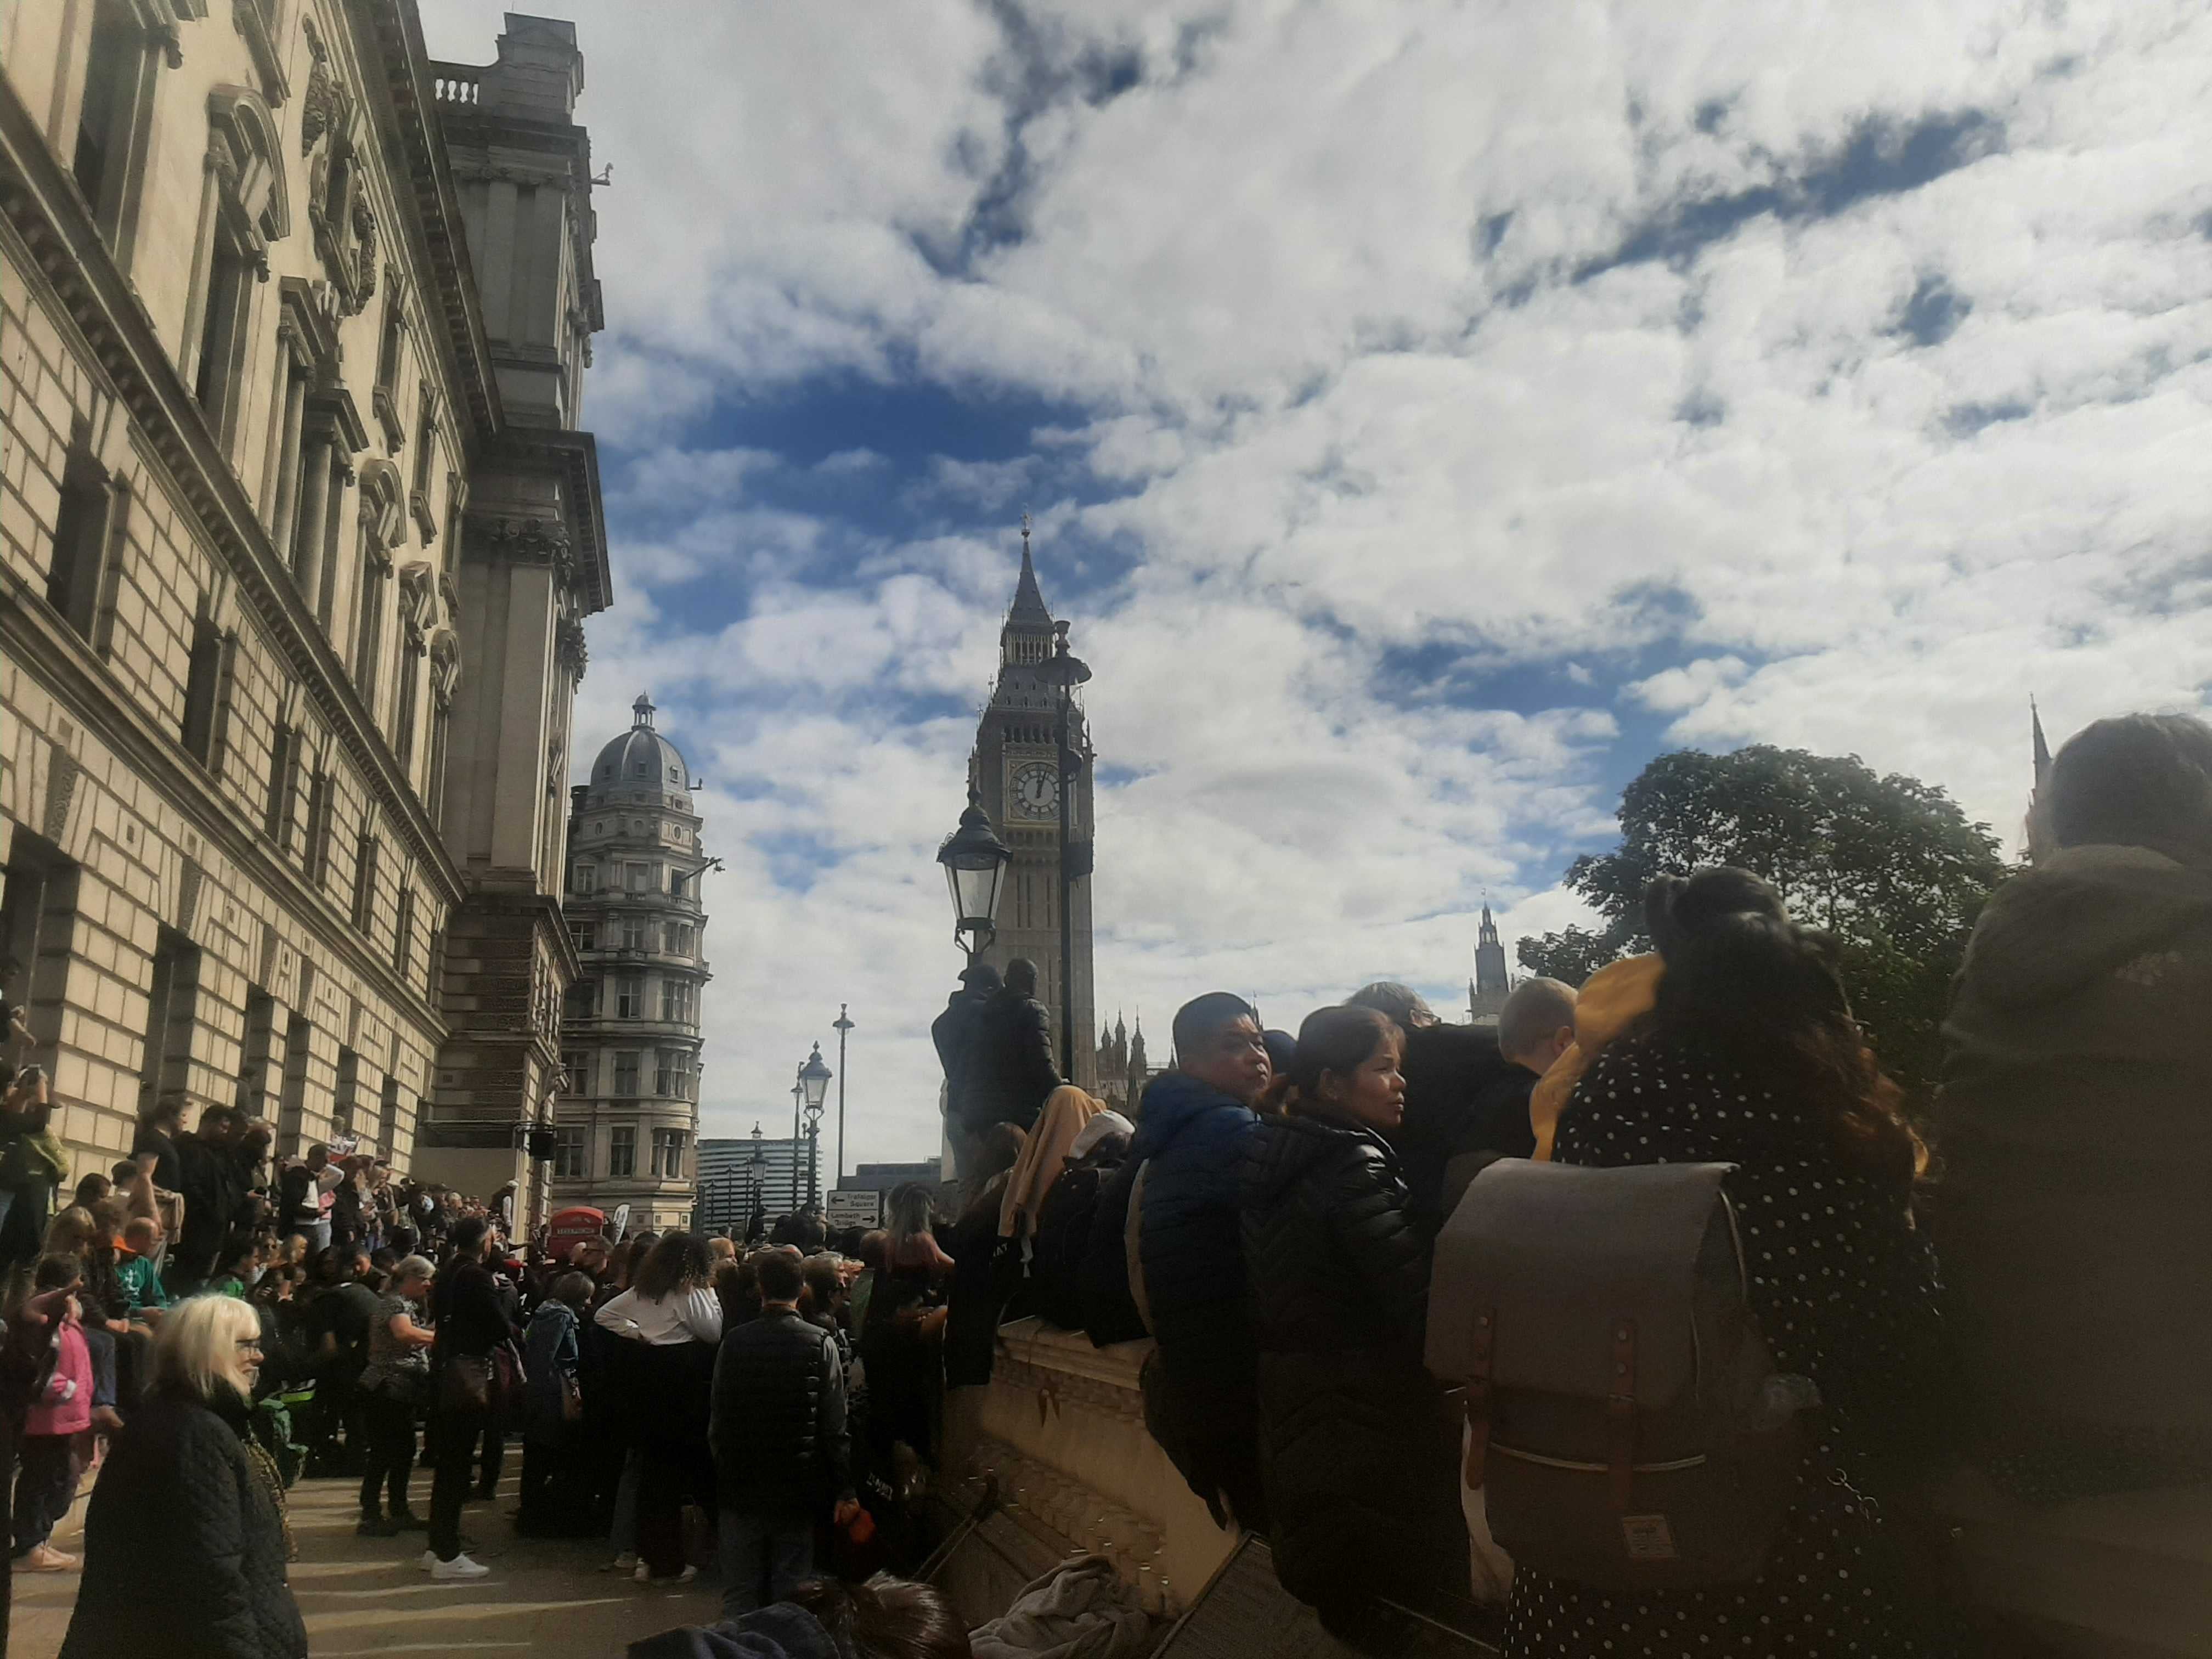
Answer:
[{"left": 938, "top": 1317, "right": 1240, "bottom": 1621}]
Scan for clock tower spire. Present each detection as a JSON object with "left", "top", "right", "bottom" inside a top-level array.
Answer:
[{"left": 970, "top": 519, "right": 1097, "bottom": 1090}]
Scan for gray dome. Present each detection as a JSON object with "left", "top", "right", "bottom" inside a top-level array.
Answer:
[{"left": 586, "top": 694, "right": 692, "bottom": 801}]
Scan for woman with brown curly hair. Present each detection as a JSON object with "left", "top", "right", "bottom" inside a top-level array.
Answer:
[{"left": 1504, "top": 867, "right": 1956, "bottom": 1658}]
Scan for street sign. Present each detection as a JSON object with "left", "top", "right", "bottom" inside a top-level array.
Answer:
[{"left": 826, "top": 1190, "right": 880, "bottom": 1229}]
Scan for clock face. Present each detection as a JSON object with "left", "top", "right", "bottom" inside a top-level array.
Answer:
[{"left": 1009, "top": 761, "right": 1060, "bottom": 819}]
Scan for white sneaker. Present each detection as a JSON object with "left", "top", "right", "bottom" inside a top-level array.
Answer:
[
  {"left": 432, "top": 1553, "right": 490, "bottom": 1581},
  {"left": 634, "top": 1562, "right": 698, "bottom": 1585},
  {"left": 602, "top": 1550, "right": 637, "bottom": 1574},
  {"left": 420, "top": 1550, "right": 438, "bottom": 1572}
]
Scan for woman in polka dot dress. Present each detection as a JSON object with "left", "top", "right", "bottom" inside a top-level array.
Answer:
[{"left": 1503, "top": 870, "right": 1961, "bottom": 1659}]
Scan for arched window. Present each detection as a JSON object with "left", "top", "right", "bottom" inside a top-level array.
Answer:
[{"left": 188, "top": 88, "right": 290, "bottom": 452}]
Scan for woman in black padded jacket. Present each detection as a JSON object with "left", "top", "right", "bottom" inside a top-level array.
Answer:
[{"left": 1241, "top": 1003, "right": 1469, "bottom": 1642}]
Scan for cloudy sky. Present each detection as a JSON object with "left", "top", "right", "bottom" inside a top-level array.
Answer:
[{"left": 421, "top": 1, "right": 2212, "bottom": 1168}]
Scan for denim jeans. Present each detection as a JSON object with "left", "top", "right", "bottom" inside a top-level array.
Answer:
[{"left": 718, "top": 1508, "right": 815, "bottom": 1620}]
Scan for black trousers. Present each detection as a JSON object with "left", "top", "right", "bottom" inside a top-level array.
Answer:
[
  {"left": 358, "top": 1388, "right": 419, "bottom": 1519},
  {"left": 428, "top": 1407, "right": 488, "bottom": 1561},
  {"left": 10, "top": 1435, "right": 75, "bottom": 1556}
]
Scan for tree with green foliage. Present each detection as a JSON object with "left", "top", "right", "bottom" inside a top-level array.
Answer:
[{"left": 1516, "top": 746, "right": 2007, "bottom": 1093}]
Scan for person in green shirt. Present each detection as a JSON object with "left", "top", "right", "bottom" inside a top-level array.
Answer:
[{"left": 115, "top": 1216, "right": 170, "bottom": 1324}]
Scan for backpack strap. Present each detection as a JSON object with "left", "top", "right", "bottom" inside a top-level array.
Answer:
[
  {"left": 1608, "top": 1317, "right": 1637, "bottom": 1511},
  {"left": 1123, "top": 1159, "right": 1154, "bottom": 1337},
  {"left": 1463, "top": 1306, "right": 1496, "bottom": 1488}
]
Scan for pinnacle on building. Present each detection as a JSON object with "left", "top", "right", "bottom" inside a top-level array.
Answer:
[{"left": 1469, "top": 902, "right": 1511, "bottom": 1024}]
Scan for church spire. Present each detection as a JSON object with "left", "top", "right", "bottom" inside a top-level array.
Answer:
[
  {"left": 1008, "top": 513, "right": 1051, "bottom": 626},
  {"left": 2031, "top": 696, "right": 2052, "bottom": 789}
]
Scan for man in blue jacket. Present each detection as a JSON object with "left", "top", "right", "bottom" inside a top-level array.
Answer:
[{"left": 1128, "top": 991, "right": 1273, "bottom": 1531}]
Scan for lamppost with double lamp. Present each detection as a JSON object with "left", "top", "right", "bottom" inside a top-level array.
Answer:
[
  {"left": 799, "top": 1042, "right": 832, "bottom": 1209},
  {"left": 936, "top": 788, "right": 1013, "bottom": 960},
  {"left": 832, "top": 1005, "right": 854, "bottom": 1186}
]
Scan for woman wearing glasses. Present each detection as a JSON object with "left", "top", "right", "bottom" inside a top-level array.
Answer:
[{"left": 58, "top": 1294, "right": 307, "bottom": 1659}]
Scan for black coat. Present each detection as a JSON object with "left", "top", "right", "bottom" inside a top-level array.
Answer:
[
  {"left": 964, "top": 989, "right": 1059, "bottom": 1132},
  {"left": 59, "top": 1386, "right": 306, "bottom": 1659},
  {"left": 710, "top": 1310, "right": 851, "bottom": 1515},
  {"left": 1240, "top": 1114, "right": 1467, "bottom": 1619},
  {"left": 173, "top": 1132, "right": 250, "bottom": 1280},
  {"left": 1390, "top": 1022, "right": 1531, "bottom": 1231}
]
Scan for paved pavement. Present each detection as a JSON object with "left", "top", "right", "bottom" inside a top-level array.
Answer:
[{"left": 11, "top": 1457, "right": 727, "bottom": 1657}]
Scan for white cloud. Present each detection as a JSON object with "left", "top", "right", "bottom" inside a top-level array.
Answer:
[{"left": 419, "top": 0, "right": 2212, "bottom": 1165}]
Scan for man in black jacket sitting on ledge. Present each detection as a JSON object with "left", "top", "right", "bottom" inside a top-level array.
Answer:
[{"left": 710, "top": 1246, "right": 857, "bottom": 1620}]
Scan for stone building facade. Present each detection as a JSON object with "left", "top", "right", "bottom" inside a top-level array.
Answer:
[
  {"left": 968, "top": 535, "right": 1096, "bottom": 1089},
  {"left": 551, "top": 695, "right": 708, "bottom": 1232},
  {"left": 0, "top": 4, "right": 607, "bottom": 1212}
]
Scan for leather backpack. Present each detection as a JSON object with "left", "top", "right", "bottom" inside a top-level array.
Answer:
[{"left": 1427, "top": 1159, "right": 1811, "bottom": 1589}]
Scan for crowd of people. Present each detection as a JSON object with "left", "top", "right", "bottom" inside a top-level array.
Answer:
[
  {"left": 922, "top": 710, "right": 2212, "bottom": 1657},
  {"left": 0, "top": 708, "right": 2204, "bottom": 1659}
]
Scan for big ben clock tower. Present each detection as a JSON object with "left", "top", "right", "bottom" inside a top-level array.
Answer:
[{"left": 972, "top": 525, "right": 1097, "bottom": 1091}]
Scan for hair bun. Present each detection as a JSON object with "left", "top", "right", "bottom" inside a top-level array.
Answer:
[{"left": 1646, "top": 867, "right": 1787, "bottom": 957}]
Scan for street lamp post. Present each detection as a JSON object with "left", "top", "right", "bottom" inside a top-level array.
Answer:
[
  {"left": 832, "top": 1005, "right": 854, "bottom": 1186},
  {"left": 936, "top": 789, "right": 1013, "bottom": 960},
  {"left": 1045, "top": 621, "right": 1092, "bottom": 1081},
  {"left": 789, "top": 1073, "right": 804, "bottom": 1215},
  {"left": 747, "top": 1123, "right": 766, "bottom": 1242},
  {"left": 798, "top": 1043, "right": 832, "bottom": 1209}
]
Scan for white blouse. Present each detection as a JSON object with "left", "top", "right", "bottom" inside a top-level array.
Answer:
[{"left": 592, "top": 1285, "right": 723, "bottom": 1346}]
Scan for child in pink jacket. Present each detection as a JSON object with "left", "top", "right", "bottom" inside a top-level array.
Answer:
[{"left": 13, "top": 1255, "right": 93, "bottom": 1570}]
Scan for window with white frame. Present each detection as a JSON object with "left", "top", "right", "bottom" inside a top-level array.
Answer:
[
  {"left": 611, "top": 1051, "right": 639, "bottom": 1096},
  {"left": 616, "top": 977, "right": 643, "bottom": 1019},
  {"left": 654, "top": 1049, "right": 693, "bottom": 1099},
  {"left": 652, "top": 1128, "right": 687, "bottom": 1180},
  {"left": 572, "top": 862, "right": 597, "bottom": 895},
  {"left": 660, "top": 979, "right": 695, "bottom": 1024},
  {"left": 607, "top": 1126, "right": 635, "bottom": 1178},
  {"left": 552, "top": 1128, "right": 585, "bottom": 1180}
]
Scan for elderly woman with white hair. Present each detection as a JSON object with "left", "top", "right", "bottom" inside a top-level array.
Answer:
[{"left": 58, "top": 1294, "right": 307, "bottom": 1659}]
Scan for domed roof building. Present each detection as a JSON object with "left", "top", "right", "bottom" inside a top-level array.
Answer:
[{"left": 554, "top": 696, "right": 712, "bottom": 1230}]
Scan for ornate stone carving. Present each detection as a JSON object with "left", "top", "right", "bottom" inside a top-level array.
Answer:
[
  {"left": 43, "top": 742, "right": 79, "bottom": 847},
  {"left": 474, "top": 516, "right": 574, "bottom": 577},
  {"left": 299, "top": 19, "right": 340, "bottom": 155},
  {"left": 352, "top": 197, "right": 379, "bottom": 303},
  {"left": 555, "top": 616, "right": 589, "bottom": 684}
]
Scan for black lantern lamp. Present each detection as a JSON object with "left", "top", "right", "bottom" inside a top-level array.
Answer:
[
  {"left": 936, "top": 787, "right": 1012, "bottom": 957},
  {"left": 799, "top": 1043, "right": 832, "bottom": 1207}
]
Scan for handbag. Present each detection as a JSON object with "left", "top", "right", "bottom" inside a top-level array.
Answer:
[
  {"left": 558, "top": 1368, "right": 582, "bottom": 1424},
  {"left": 438, "top": 1353, "right": 493, "bottom": 1414}
]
